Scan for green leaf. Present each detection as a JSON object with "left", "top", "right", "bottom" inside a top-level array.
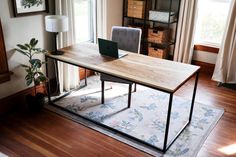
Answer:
[
  {"left": 38, "top": 75, "right": 47, "bottom": 82},
  {"left": 29, "top": 59, "right": 42, "bottom": 69},
  {"left": 25, "top": 73, "right": 33, "bottom": 80},
  {"left": 30, "top": 38, "right": 36, "bottom": 46},
  {"left": 33, "top": 40, "right": 38, "bottom": 47},
  {"left": 25, "top": 44, "right": 31, "bottom": 49},
  {"left": 20, "top": 64, "right": 30, "bottom": 68},
  {"left": 17, "top": 44, "right": 28, "bottom": 50},
  {"left": 35, "top": 75, "right": 47, "bottom": 84},
  {"left": 30, "top": 38, "right": 38, "bottom": 47},
  {"left": 32, "top": 48, "right": 41, "bottom": 51},
  {"left": 26, "top": 68, "right": 32, "bottom": 73},
  {"left": 26, "top": 77, "right": 33, "bottom": 86}
]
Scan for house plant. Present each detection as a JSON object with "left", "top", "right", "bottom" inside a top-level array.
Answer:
[{"left": 16, "top": 38, "right": 47, "bottom": 111}]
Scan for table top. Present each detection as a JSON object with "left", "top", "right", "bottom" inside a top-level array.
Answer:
[{"left": 46, "top": 42, "right": 200, "bottom": 93}]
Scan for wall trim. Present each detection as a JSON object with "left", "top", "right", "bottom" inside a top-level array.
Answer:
[
  {"left": 194, "top": 45, "right": 219, "bottom": 54},
  {"left": 0, "top": 84, "right": 46, "bottom": 116},
  {"left": 192, "top": 60, "right": 215, "bottom": 75}
]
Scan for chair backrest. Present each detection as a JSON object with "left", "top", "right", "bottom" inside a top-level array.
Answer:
[{"left": 111, "top": 26, "right": 142, "bottom": 53}]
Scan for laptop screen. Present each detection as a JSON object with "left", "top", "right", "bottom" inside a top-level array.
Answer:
[{"left": 98, "top": 38, "right": 119, "bottom": 58}]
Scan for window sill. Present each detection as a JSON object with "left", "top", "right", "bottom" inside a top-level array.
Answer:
[{"left": 194, "top": 44, "right": 219, "bottom": 54}]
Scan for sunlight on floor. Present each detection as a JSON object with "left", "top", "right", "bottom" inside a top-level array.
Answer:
[
  {"left": 218, "top": 143, "right": 236, "bottom": 155},
  {"left": 0, "top": 152, "right": 9, "bottom": 157}
]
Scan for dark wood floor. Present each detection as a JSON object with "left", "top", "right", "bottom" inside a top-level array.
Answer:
[{"left": 0, "top": 72, "right": 236, "bottom": 157}]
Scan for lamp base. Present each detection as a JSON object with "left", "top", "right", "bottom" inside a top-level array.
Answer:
[{"left": 51, "top": 50, "right": 64, "bottom": 55}]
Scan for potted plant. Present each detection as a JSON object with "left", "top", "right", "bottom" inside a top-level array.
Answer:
[{"left": 16, "top": 38, "right": 47, "bottom": 111}]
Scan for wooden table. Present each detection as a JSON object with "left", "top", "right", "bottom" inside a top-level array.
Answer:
[{"left": 45, "top": 42, "right": 200, "bottom": 153}]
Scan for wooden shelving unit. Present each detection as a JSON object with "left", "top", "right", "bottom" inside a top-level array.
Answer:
[{"left": 123, "top": 0, "right": 181, "bottom": 59}]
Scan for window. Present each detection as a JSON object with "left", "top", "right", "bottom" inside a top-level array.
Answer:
[
  {"left": 74, "top": 0, "right": 96, "bottom": 43},
  {"left": 194, "top": 0, "right": 231, "bottom": 47}
]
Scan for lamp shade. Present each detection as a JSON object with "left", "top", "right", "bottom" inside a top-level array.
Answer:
[{"left": 45, "top": 15, "right": 68, "bottom": 33}]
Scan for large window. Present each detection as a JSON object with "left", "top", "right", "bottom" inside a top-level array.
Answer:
[
  {"left": 194, "top": 0, "right": 231, "bottom": 47},
  {"left": 74, "top": 0, "right": 96, "bottom": 43}
]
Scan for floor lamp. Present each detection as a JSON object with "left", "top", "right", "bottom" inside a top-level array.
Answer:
[{"left": 45, "top": 15, "right": 68, "bottom": 55}]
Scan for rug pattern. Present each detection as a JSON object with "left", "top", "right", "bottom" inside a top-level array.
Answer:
[{"left": 54, "top": 76, "right": 224, "bottom": 157}]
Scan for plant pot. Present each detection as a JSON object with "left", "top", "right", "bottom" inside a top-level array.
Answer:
[{"left": 26, "top": 93, "right": 45, "bottom": 112}]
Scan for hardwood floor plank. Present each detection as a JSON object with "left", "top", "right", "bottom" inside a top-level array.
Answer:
[
  {"left": 0, "top": 71, "right": 236, "bottom": 157},
  {"left": 0, "top": 144, "right": 20, "bottom": 157}
]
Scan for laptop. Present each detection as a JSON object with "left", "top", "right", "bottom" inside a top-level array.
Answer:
[{"left": 98, "top": 38, "right": 128, "bottom": 58}]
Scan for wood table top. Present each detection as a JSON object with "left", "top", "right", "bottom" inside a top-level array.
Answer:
[{"left": 46, "top": 42, "right": 200, "bottom": 93}]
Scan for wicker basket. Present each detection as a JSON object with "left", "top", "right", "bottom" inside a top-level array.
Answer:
[
  {"left": 148, "top": 27, "right": 169, "bottom": 44},
  {"left": 148, "top": 46, "right": 168, "bottom": 59},
  {"left": 127, "top": 0, "right": 145, "bottom": 18}
]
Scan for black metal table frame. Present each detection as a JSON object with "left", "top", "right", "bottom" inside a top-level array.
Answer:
[{"left": 45, "top": 55, "right": 200, "bottom": 153}]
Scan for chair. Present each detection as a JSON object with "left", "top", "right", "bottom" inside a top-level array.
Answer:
[{"left": 100, "top": 26, "right": 142, "bottom": 108}]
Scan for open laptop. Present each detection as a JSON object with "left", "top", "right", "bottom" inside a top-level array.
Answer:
[{"left": 98, "top": 38, "right": 128, "bottom": 58}]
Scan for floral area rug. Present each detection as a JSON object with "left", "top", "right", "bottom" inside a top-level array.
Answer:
[{"left": 47, "top": 76, "right": 224, "bottom": 157}]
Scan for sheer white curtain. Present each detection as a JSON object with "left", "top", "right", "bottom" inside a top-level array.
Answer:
[
  {"left": 212, "top": 0, "right": 236, "bottom": 83},
  {"left": 96, "top": 0, "right": 107, "bottom": 39},
  {"left": 174, "top": 0, "right": 198, "bottom": 63},
  {"left": 55, "top": 0, "right": 80, "bottom": 92}
]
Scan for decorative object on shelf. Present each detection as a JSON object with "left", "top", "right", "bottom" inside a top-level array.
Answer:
[
  {"left": 148, "top": 45, "right": 168, "bottom": 59},
  {"left": 149, "top": 11, "right": 176, "bottom": 23},
  {"left": 148, "top": 27, "right": 169, "bottom": 44},
  {"left": 15, "top": 38, "right": 47, "bottom": 111},
  {"left": 45, "top": 15, "right": 69, "bottom": 55},
  {"left": 127, "top": 0, "right": 146, "bottom": 18},
  {"left": 12, "top": 0, "right": 49, "bottom": 17},
  {"left": 123, "top": 0, "right": 181, "bottom": 59}
]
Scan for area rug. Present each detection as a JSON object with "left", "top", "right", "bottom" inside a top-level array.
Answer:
[{"left": 46, "top": 76, "right": 224, "bottom": 157}]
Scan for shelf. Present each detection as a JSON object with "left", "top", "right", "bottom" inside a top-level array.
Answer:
[
  {"left": 124, "top": 16, "right": 145, "bottom": 21},
  {"left": 145, "top": 40, "right": 175, "bottom": 47},
  {"left": 124, "top": 16, "right": 177, "bottom": 25},
  {"left": 123, "top": 0, "right": 181, "bottom": 59},
  {"left": 147, "top": 19, "right": 177, "bottom": 24}
]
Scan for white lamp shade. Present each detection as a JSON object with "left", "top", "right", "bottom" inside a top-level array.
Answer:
[{"left": 45, "top": 15, "right": 69, "bottom": 32}]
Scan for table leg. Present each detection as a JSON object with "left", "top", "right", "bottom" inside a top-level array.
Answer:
[
  {"left": 101, "top": 80, "right": 105, "bottom": 104},
  {"left": 128, "top": 84, "right": 132, "bottom": 108},
  {"left": 45, "top": 56, "right": 51, "bottom": 103},
  {"left": 189, "top": 71, "right": 200, "bottom": 122},
  {"left": 85, "top": 69, "right": 87, "bottom": 86},
  {"left": 163, "top": 93, "right": 173, "bottom": 152}
]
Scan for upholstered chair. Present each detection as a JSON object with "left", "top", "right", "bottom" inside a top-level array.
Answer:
[{"left": 100, "top": 26, "right": 142, "bottom": 108}]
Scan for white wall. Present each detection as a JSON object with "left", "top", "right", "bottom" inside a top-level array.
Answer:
[
  {"left": 0, "top": 0, "right": 54, "bottom": 99},
  {"left": 97, "top": 0, "right": 123, "bottom": 39},
  {"left": 106, "top": 0, "right": 123, "bottom": 39},
  {"left": 193, "top": 50, "right": 218, "bottom": 64}
]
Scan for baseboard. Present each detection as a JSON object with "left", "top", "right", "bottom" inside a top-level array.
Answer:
[
  {"left": 0, "top": 68, "right": 94, "bottom": 116},
  {"left": 194, "top": 45, "right": 219, "bottom": 54},
  {"left": 192, "top": 60, "right": 215, "bottom": 75},
  {"left": 0, "top": 85, "right": 46, "bottom": 116}
]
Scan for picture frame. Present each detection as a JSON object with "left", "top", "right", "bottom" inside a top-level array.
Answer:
[{"left": 12, "top": 0, "right": 49, "bottom": 17}]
